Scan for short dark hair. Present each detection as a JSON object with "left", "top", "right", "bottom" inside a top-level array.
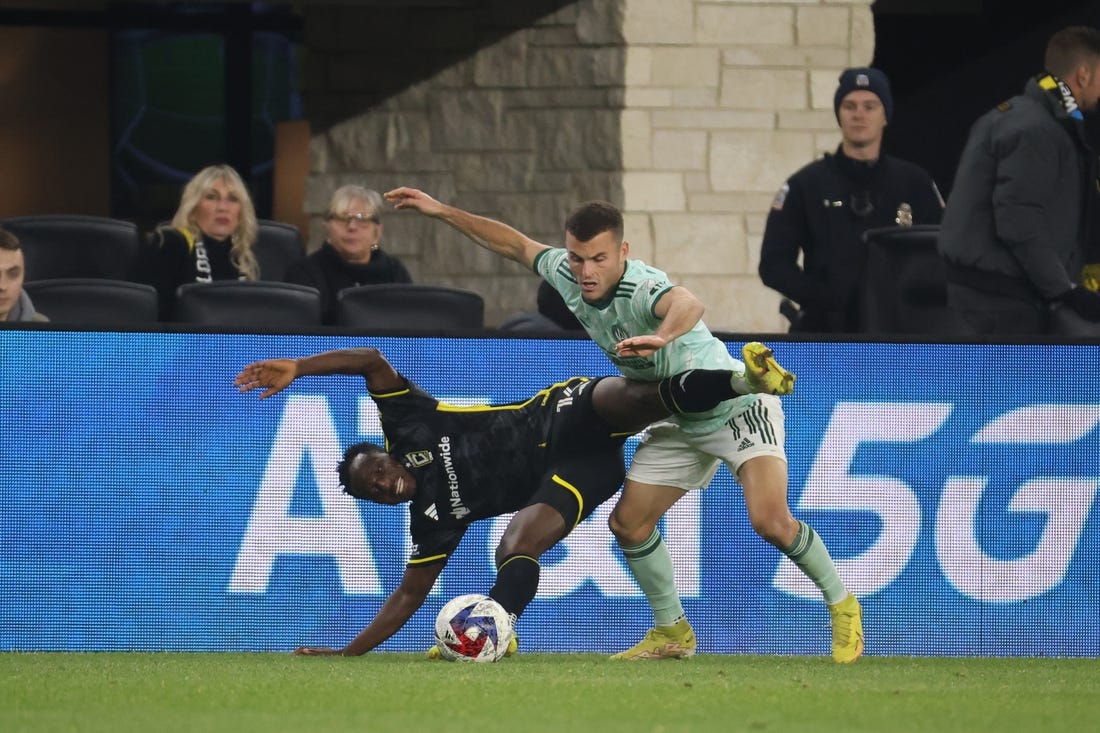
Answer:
[
  {"left": 0, "top": 226, "right": 19, "bottom": 252},
  {"left": 1045, "top": 26, "right": 1100, "bottom": 79},
  {"left": 565, "top": 201, "right": 623, "bottom": 243},
  {"left": 337, "top": 441, "right": 389, "bottom": 499}
]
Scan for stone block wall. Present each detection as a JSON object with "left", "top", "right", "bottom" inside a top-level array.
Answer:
[
  {"left": 619, "top": 0, "right": 874, "bottom": 333},
  {"left": 302, "top": 0, "right": 874, "bottom": 331}
]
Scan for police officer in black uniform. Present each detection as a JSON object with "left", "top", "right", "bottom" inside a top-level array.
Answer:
[
  {"left": 234, "top": 346, "right": 762, "bottom": 656},
  {"left": 759, "top": 67, "right": 944, "bottom": 333}
]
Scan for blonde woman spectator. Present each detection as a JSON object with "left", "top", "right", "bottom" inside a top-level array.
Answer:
[
  {"left": 0, "top": 226, "right": 48, "bottom": 323},
  {"left": 284, "top": 185, "right": 411, "bottom": 324},
  {"left": 147, "top": 164, "right": 260, "bottom": 318}
]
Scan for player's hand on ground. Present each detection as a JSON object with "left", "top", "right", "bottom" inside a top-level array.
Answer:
[
  {"left": 616, "top": 334, "right": 667, "bottom": 358},
  {"left": 234, "top": 358, "right": 298, "bottom": 399},
  {"left": 384, "top": 187, "right": 443, "bottom": 216},
  {"left": 741, "top": 342, "right": 796, "bottom": 395},
  {"left": 292, "top": 646, "right": 343, "bottom": 656}
]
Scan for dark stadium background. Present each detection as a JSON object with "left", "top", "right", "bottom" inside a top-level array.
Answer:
[
  {"left": 3, "top": 1, "right": 1100, "bottom": 224},
  {"left": 874, "top": 0, "right": 1100, "bottom": 197}
]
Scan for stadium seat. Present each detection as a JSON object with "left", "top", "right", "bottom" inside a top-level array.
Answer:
[
  {"left": 255, "top": 219, "right": 304, "bottom": 281},
  {"left": 336, "top": 283, "right": 485, "bottom": 331},
  {"left": 23, "top": 278, "right": 160, "bottom": 325},
  {"left": 861, "top": 225, "right": 959, "bottom": 335},
  {"left": 174, "top": 281, "right": 322, "bottom": 328},
  {"left": 1, "top": 215, "right": 144, "bottom": 282}
]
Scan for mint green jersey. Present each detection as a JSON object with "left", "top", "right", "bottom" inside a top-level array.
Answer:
[{"left": 533, "top": 247, "right": 752, "bottom": 434}]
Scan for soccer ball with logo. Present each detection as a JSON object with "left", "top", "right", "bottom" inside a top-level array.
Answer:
[{"left": 433, "top": 594, "right": 514, "bottom": 662}]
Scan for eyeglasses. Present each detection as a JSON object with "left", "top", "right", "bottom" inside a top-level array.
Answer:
[{"left": 328, "top": 212, "right": 379, "bottom": 226}]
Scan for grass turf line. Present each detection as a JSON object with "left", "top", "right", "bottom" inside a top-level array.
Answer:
[{"left": 2, "top": 653, "right": 1097, "bottom": 733}]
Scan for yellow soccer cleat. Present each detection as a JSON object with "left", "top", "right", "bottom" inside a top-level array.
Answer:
[
  {"left": 828, "top": 594, "right": 864, "bottom": 663},
  {"left": 609, "top": 618, "right": 696, "bottom": 660},
  {"left": 742, "top": 342, "right": 796, "bottom": 395}
]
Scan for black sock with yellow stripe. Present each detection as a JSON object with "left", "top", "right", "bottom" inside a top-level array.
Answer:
[
  {"left": 489, "top": 554, "right": 540, "bottom": 618},
  {"left": 657, "top": 369, "right": 738, "bottom": 414}
]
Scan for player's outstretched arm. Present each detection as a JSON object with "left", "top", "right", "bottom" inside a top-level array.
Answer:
[
  {"left": 236, "top": 348, "right": 404, "bottom": 397},
  {"left": 384, "top": 186, "right": 550, "bottom": 269},
  {"left": 295, "top": 563, "right": 443, "bottom": 657}
]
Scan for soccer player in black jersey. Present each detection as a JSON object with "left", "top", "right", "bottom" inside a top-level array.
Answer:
[{"left": 235, "top": 346, "right": 784, "bottom": 656}]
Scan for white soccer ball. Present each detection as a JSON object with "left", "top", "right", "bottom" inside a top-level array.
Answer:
[{"left": 433, "top": 593, "right": 514, "bottom": 663}]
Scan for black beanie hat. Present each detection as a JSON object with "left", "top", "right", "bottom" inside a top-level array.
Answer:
[{"left": 833, "top": 67, "right": 893, "bottom": 122}]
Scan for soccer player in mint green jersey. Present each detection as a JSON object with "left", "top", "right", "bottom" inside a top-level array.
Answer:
[{"left": 384, "top": 186, "right": 864, "bottom": 663}]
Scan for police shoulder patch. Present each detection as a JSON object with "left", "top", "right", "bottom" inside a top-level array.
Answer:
[{"left": 771, "top": 182, "right": 790, "bottom": 211}]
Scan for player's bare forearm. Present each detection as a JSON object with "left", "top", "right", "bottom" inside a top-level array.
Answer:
[
  {"left": 615, "top": 288, "right": 704, "bottom": 357},
  {"left": 293, "top": 593, "right": 420, "bottom": 657},
  {"left": 615, "top": 290, "right": 704, "bottom": 358},
  {"left": 294, "top": 348, "right": 403, "bottom": 392},
  {"left": 293, "top": 348, "right": 384, "bottom": 377},
  {"left": 439, "top": 206, "right": 541, "bottom": 265},
  {"left": 337, "top": 566, "right": 440, "bottom": 656},
  {"left": 338, "top": 594, "right": 422, "bottom": 656},
  {"left": 385, "top": 186, "right": 546, "bottom": 267},
  {"left": 660, "top": 289, "right": 705, "bottom": 337},
  {"left": 237, "top": 348, "right": 402, "bottom": 398}
]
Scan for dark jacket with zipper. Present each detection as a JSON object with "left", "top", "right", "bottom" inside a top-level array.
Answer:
[
  {"left": 939, "top": 75, "right": 1098, "bottom": 304},
  {"left": 283, "top": 242, "right": 412, "bottom": 325}
]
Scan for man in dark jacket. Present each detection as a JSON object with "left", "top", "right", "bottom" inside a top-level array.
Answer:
[
  {"left": 939, "top": 26, "right": 1100, "bottom": 335},
  {"left": 759, "top": 67, "right": 944, "bottom": 333}
]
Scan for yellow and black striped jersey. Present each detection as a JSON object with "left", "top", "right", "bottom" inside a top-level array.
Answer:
[{"left": 371, "top": 375, "right": 627, "bottom": 564}]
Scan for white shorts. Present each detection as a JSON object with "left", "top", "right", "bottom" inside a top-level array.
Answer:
[{"left": 626, "top": 394, "right": 787, "bottom": 490}]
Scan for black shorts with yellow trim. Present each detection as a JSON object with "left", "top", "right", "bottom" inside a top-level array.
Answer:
[{"left": 525, "top": 450, "right": 625, "bottom": 532}]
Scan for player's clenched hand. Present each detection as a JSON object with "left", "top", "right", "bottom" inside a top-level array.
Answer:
[
  {"left": 292, "top": 646, "right": 343, "bottom": 656},
  {"left": 616, "top": 334, "right": 667, "bottom": 358},
  {"left": 384, "top": 187, "right": 444, "bottom": 216},
  {"left": 742, "top": 342, "right": 796, "bottom": 395},
  {"left": 234, "top": 358, "right": 298, "bottom": 399}
]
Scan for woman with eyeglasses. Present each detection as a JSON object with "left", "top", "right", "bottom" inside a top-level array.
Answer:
[
  {"left": 284, "top": 185, "right": 412, "bottom": 324},
  {"left": 758, "top": 67, "right": 945, "bottom": 333},
  {"left": 147, "top": 164, "right": 261, "bottom": 319}
]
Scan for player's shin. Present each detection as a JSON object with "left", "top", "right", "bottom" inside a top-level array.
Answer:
[
  {"left": 657, "top": 370, "right": 740, "bottom": 414},
  {"left": 489, "top": 554, "right": 540, "bottom": 620},
  {"left": 781, "top": 520, "right": 847, "bottom": 604},
  {"left": 620, "top": 528, "right": 685, "bottom": 625}
]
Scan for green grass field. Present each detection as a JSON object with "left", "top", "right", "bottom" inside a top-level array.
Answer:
[{"left": 2, "top": 653, "right": 1096, "bottom": 733}]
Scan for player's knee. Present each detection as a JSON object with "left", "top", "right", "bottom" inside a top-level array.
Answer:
[
  {"left": 495, "top": 534, "right": 536, "bottom": 563},
  {"left": 608, "top": 509, "right": 653, "bottom": 546},
  {"left": 749, "top": 512, "right": 797, "bottom": 548},
  {"left": 495, "top": 526, "right": 559, "bottom": 563}
]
